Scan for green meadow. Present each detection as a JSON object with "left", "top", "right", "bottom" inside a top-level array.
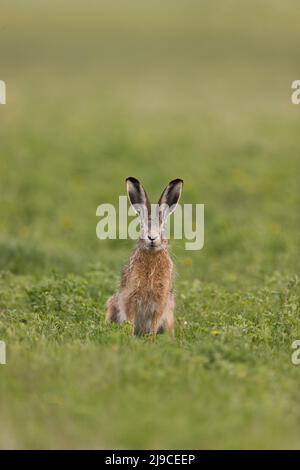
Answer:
[{"left": 0, "top": 0, "right": 300, "bottom": 448}]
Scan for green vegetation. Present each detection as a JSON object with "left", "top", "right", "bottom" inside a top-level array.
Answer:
[{"left": 0, "top": 0, "right": 300, "bottom": 449}]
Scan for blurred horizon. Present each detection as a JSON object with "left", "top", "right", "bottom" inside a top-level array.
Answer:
[{"left": 1, "top": 0, "right": 300, "bottom": 285}]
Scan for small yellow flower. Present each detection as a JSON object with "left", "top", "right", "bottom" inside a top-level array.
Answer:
[
  {"left": 60, "top": 215, "right": 73, "bottom": 230},
  {"left": 211, "top": 328, "right": 221, "bottom": 336},
  {"left": 183, "top": 257, "right": 193, "bottom": 267}
]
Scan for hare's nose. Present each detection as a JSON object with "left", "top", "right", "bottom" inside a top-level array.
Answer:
[{"left": 148, "top": 235, "right": 157, "bottom": 241}]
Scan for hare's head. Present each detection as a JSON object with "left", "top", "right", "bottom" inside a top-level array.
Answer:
[{"left": 126, "top": 177, "right": 183, "bottom": 251}]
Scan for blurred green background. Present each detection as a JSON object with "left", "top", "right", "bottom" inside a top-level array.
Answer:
[{"left": 0, "top": 0, "right": 300, "bottom": 449}]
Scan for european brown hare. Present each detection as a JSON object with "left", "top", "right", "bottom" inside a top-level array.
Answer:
[{"left": 106, "top": 177, "right": 183, "bottom": 336}]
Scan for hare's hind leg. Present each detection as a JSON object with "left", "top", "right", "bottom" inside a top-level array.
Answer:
[
  {"left": 106, "top": 294, "right": 119, "bottom": 323},
  {"left": 106, "top": 294, "right": 126, "bottom": 324},
  {"left": 157, "top": 293, "right": 175, "bottom": 335}
]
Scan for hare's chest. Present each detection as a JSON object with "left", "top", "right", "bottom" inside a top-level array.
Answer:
[{"left": 132, "top": 260, "right": 172, "bottom": 295}]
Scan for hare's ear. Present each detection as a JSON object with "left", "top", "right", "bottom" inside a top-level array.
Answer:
[
  {"left": 126, "top": 177, "right": 151, "bottom": 222},
  {"left": 158, "top": 178, "right": 183, "bottom": 225}
]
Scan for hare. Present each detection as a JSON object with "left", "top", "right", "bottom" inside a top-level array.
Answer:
[{"left": 106, "top": 177, "right": 183, "bottom": 336}]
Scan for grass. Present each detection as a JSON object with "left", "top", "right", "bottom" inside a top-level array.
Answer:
[{"left": 0, "top": 0, "right": 300, "bottom": 449}]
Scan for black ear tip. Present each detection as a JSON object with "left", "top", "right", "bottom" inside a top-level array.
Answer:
[
  {"left": 170, "top": 178, "right": 184, "bottom": 185},
  {"left": 126, "top": 177, "right": 140, "bottom": 185}
]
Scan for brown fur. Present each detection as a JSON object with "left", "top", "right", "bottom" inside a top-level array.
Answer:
[
  {"left": 106, "top": 177, "right": 183, "bottom": 336},
  {"left": 106, "top": 241, "right": 175, "bottom": 336}
]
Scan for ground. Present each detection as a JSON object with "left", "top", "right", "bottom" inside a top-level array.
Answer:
[{"left": 0, "top": 0, "right": 300, "bottom": 449}]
